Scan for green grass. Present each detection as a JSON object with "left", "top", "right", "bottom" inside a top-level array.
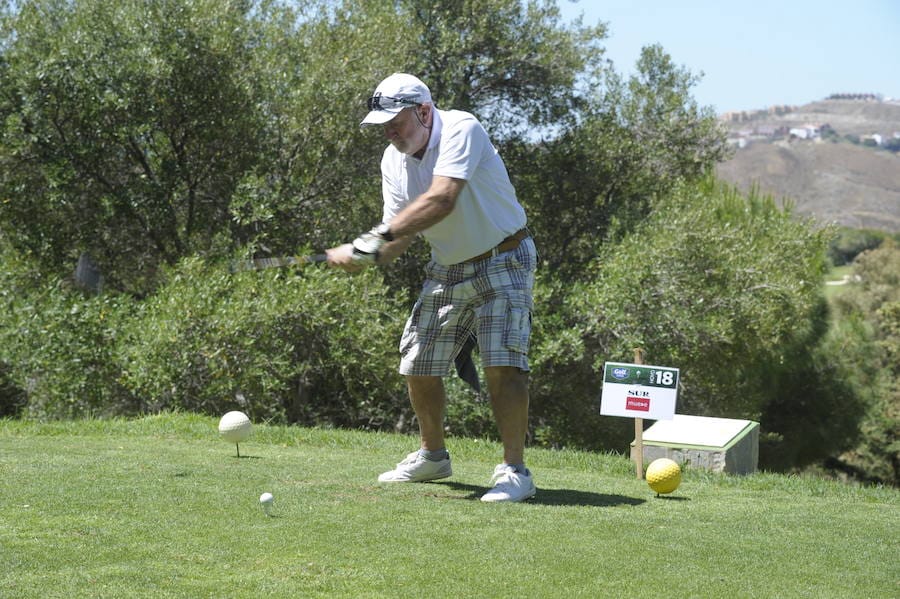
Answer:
[
  {"left": 825, "top": 265, "right": 853, "bottom": 283},
  {"left": 2, "top": 413, "right": 898, "bottom": 598},
  {"left": 823, "top": 264, "right": 855, "bottom": 300}
]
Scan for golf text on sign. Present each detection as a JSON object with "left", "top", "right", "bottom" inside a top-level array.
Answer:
[{"left": 600, "top": 362, "right": 679, "bottom": 420}]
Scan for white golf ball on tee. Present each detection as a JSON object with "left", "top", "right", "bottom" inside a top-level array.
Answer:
[
  {"left": 259, "top": 492, "right": 274, "bottom": 515},
  {"left": 218, "top": 411, "right": 252, "bottom": 443}
]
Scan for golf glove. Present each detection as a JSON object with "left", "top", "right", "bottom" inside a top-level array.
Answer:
[{"left": 351, "top": 223, "right": 393, "bottom": 263}]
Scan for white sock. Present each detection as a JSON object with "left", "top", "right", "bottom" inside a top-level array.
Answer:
[{"left": 418, "top": 448, "right": 449, "bottom": 462}]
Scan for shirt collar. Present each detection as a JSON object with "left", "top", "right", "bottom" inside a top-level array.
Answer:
[{"left": 425, "top": 107, "right": 442, "bottom": 153}]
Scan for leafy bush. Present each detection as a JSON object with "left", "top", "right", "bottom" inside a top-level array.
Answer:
[
  {"left": 0, "top": 362, "right": 26, "bottom": 418},
  {"left": 757, "top": 310, "right": 871, "bottom": 471},
  {"left": 0, "top": 237, "right": 412, "bottom": 426},
  {"left": 117, "top": 257, "right": 408, "bottom": 428},
  {"left": 0, "top": 244, "right": 136, "bottom": 419},
  {"left": 827, "top": 242, "right": 900, "bottom": 484},
  {"left": 0, "top": 1, "right": 884, "bottom": 482},
  {"left": 528, "top": 178, "right": 859, "bottom": 468},
  {"left": 505, "top": 45, "right": 730, "bottom": 281},
  {"left": 0, "top": 0, "right": 267, "bottom": 294},
  {"left": 828, "top": 227, "right": 889, "bottom": 266}
]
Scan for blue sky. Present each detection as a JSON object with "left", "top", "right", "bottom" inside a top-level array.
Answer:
[{"left": 558, "top": 0, "right": 900, "bottom": 113}]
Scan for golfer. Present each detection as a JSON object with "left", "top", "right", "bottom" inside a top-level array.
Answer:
[{"left": 326, "top": 73, "right": 536, "bottom": 503}]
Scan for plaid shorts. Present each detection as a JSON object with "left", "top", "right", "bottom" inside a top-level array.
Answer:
[{"left": 399, "top": 237, "right": 536, "bottom": 376}]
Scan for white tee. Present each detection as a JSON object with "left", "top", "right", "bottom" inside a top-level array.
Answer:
[{"left": 380, "top": 109, "right": 527, "bottom": 265}]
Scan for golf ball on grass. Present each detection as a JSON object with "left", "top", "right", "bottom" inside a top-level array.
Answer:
[
  {"left": 259, "top": 492, "right": 274, "bottom": 516},
  {"left": 646, "top": 458, "right": 682, "bottom": 495},
  {"left": 218, "top": 411, "right": 252, "bottom": 444}
]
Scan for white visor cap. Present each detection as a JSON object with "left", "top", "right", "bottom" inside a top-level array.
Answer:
[{"left": 361, "top": 73, "right": 432, "bottom": 126}]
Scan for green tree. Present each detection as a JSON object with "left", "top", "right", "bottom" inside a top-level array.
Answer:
[
  {"left": 506, "top": 45, "right": 731, "bottom": 279},
  {"left": 528, "top": 178, "right": 855, "bottom": 465},
  {"left": 225, "top": 0, "right": 414, "bottom": 264},
  {"left": 828, "top": 226, "right": 889, "bottom": 266},
  {"left": 828, "top": 242, "right": 900, "bottom": 484},
  {"left": 1, "top": 1, "right": 874, "bottom": 482},
  {"left": 1, "top": 0, "right": 608, "bottom": 295},
  {"left": 0, "top": 0, "right": 263, "bottom": 293},
  {"left": 396, "top": 0, "right": 607, "bottom": 139}
]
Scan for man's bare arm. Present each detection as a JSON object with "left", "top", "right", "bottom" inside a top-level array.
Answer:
[
  {"left": 386, "top": 176, "right": 466, "bottom": 238},
  {"left": 326, "top": 176, "right": 465, "bottom": 269}
]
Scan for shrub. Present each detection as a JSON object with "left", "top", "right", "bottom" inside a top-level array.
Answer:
[
  {"left": 827, "top": 242, "right": 900, "bottom": 484},
  {"left": 0, "top": 362, "right": 26, "bottom": 418},
  {"left": 0, "top": 252, "right": 136, "bottom": 419},
  {"left": 117, "top": 257, "right": 409, "bottom": 428},
  {"left": 528, "top": 178, "right": 854, "bottom": 466},
  {"left": 828, "top": 227, "right": 888, "bottom": 266},
  {"left": 0, "top": 240, "right": 412, "bottom": 427}
]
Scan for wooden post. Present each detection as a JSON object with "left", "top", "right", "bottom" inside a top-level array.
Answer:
[{"left": 633, "top": 348, "right": 645, "bottom": 479}]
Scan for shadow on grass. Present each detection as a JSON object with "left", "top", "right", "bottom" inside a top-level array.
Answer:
[
  {"left": 435, "top": 481, "right": 646, "bottom": 507},
  {"left": 531, "top": 488, "right": 647, "bottom": 507}
]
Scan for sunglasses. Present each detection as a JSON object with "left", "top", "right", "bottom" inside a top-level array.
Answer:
[{"left": 366, "top": 94, "right": 422, "bottom": 111}]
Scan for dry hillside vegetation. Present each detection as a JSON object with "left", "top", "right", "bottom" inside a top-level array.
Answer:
[
  {"left": 716, "top": 100, "right": 900, "bottom": 232},
  {"left": 717, "top": 141, "right": 900, "bottom": 231}
]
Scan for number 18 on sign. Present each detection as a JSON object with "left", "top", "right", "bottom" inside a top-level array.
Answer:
[{"left": 600, "top": 362, "right": 679, "bottom": 420}]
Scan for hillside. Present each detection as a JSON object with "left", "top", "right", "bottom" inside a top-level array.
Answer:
[
  {"left": 715, "top": 98, "right": 900, "bottom": 232},
  {"left": 721, "top": 97, "right": 900, "bottom": 137}
]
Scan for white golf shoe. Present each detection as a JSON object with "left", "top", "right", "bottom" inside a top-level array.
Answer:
[
  {"left": 378, "top": 451, "right": 452, "bottom": 483},
  {"left": 480, "top": 464, "right": 536, "bottom": 503}
]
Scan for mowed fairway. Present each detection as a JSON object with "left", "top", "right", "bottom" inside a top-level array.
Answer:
[{"left": 1, "top": 413, "right": 897, "bottom": 598}]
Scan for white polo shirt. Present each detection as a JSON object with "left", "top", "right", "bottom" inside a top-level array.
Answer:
[{"left": 380, "top": 108, "right": 527, "bottom": 265}]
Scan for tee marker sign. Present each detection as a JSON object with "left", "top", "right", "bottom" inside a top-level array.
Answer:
[{"left": 600, "top": 361, "right": 679, "bottom": 421}]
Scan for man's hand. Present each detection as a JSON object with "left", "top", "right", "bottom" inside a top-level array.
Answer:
[
  {"left": 327, "top": 224, "right": 409, "bottom": 272},
  {"left": 351, "top": 223, "right": 393, "bottom": 263},
  {"left": 325, "top": 243, "right": 366, "bottom": 272}
]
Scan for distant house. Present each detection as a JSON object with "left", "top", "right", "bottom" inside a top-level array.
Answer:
[
  {"left": 826, "top": 93, "right": 881, "bottom": 101},
  {"left": 861, "top": 133, "right": 883, "bottom": 146},
  {"left": 755, "top": 125, "right": 779, "bottom": 137},
  {"left": 789, "top": 123, "right": 824, "bottom": 140}
]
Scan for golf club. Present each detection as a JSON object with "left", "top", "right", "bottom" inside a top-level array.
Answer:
[{"left": 229, "top": 253, "right": 328, "bottom": 273}]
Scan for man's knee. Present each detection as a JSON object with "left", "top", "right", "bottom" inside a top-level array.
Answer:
[{"left": 484, "top": 366, "right": 529, "bottom": 396}]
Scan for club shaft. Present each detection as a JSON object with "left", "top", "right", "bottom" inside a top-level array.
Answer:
[{"left": 231, "top": 254, "right": 327, "bottom": 272}]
